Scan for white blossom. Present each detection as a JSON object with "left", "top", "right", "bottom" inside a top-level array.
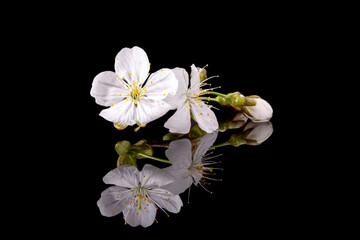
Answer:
[
  {"left": 164, "top": 65, "right": 218, "bottom": 134},
  {"left": 90, "top": 46, "right": 178, "bottom": 126},
  {"left": 97, "top": 164, "right": 183, "bottom": 227}
]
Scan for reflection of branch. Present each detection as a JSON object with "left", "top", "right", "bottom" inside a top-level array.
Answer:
[
  {"left": 135, "top": 152, "right": 171, "bottom": 164},
  {"left": 146, "top": 140, "right": 170, "bottom": 148}
]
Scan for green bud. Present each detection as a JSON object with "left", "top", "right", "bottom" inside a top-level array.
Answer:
[
  {"left": 244, "top": 97, "right": 257, "bottom": 106},
  {"left": 197, "top": 67, "right": 207, "bottom": 82},
  {"left": 215, "top": 92, "right": 245, "bottom": 111},
  {"left": 113, "top": 122, "right": 128, "bottom": 130}
]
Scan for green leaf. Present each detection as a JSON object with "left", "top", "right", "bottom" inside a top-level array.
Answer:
[
  {"left": 117, "top": 154, "right": 137, "bottom": 167},
  {"left": 114, "top": 141, "right": 131, "bottom": 156},
  {"left": 129, "top": 140, "right": 154, "bottom": 159}
]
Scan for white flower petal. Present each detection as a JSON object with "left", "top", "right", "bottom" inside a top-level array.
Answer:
[
  {"left": 172, "top": 67, "right": 189, "bottom": 92},
  {"left": 190, "top": 64, "right": 201, "bottom": 90},
  {"left": 136, "top": 98, "right": 171, "bottom": 125},
  {"left": 190, "top": 167, "right": 203, "bottom": 186},
  {"left": 192, "top": 131, "right": 218, "bottom": 162},
  {"left": 123, "top": 201, "right": 157, "bottom": 227},
  {"left": 190, "top": 100, "right": 219, "bottom": 133},
  {"left": 99, "top": 99, "right": 137, "bottom": 125},
  {"left": 163, "top": 166, "right": 192, "bottom": 195},
  {"left": 90, "top": 71, "right": 127, "bottom": 106},
  {"left": 97, "top": 186, "right": 131, "bottom": 217},
  {"left": 102, "top": 165, "right": 140, "bottom": 188},
  {"left": 164, "top": 68, "right": 189, "bottom": 109},
  {"left": 139, "top": 164, "right": 175, "bottom": 188},
  {"left": 144, "top": 68, "right": 178, "bottom": 100},
  {"left": 164, "top": 102, "right": 191, "bottom": 134},
  {"left": 149, "top": 188, "right": 182, "bottom": 213},
  {"left": 165, "top": 138, "right": 192, "bottom": 168},
  {"left": 244, "top": 98, "right": 273, "bottom": 122},
  {"left": 114, "top": 46, "right": 150, "bottom": 84}
]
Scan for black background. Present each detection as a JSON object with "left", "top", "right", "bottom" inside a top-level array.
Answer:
[{"left": 15, "top": 5, "right": 315, "bottom": 238}]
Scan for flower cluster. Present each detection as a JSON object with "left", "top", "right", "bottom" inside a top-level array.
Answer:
[
  {"left": 90, "top": 46, "right": 273, "bottom": 134},
  {"left": 93, "top": 46, "right": 274, "bottom": 227},
  {"left": 97, "top": 131, "right": 222, "bottom": 227},
  {"left": 97, "top": 118, "right": 273, "bottom": 227}
]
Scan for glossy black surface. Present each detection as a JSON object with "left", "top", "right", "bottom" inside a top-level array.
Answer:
[{"left": 31, "top": 15, "right": 302, "bottom": 238}]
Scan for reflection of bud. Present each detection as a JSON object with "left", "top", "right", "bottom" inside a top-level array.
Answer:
[
  {"left": 218, "top": 112, "right": 248, "bottom": 132},
  {"left": 242, "top": 122, "right": 273, "bottom": 145},
  {"left": 227, "top": 121, "right": 273, "bottom": 147},
  {"left": 228, "top": 134, "right": 246, "bottom": 147},
  {"left": 242, "top": 98, "right": 273, "bottom": 122}
]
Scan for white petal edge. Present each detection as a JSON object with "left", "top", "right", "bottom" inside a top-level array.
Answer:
[
  {"left": 99, "top": 99, "right": 137, "bottom": 125},
  {"left": 123, "top": 200, "right": 157, "bottom": 227},
  {"left": 149, "top": 188, "right": 183, "bottom": 213},
  {"left": 144, "top": 68, "right": 178, "bottom": 100},
  {"left": 165, "top": 138, "right": 192, "bottom": 168},
  {"left": 102, "top": 165, "right": 140, "bottom": 188},
  {"left": 190, "top": 64, "right": 201, "bottom": 90},
  {"left": 164, "top": 68, "right": 188, "bottom": 109},
  {"left": 164, "top": 102, "right": 191, "bottom": 134},
  {"left": 114, "top": 46, "right": 150, "bottom": 84},
  {"left": 192, "top": 131, "right": 219, "bottom": 162},
  {"left": 139, "top": 164, "right": 175, "bottom": 188},
  {"left": 136, "top": 98, "right": 172, "bottom": 125},
  {"left": 163, "top": 166, "right": 193, "bottom": 195},
  {"left": 190, "top": 100, "right": 219, "bottom": 133},
  {"left": 90, "top": 71, "right": 128, "bottom": 107},
  {"left": 97, "top": 186, "right": 131, "bottom": 217}
]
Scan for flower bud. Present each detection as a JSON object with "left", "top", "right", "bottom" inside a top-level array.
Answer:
[
  {"left": 215, "top": 92, "right": 245, "bottom": 110},
  {"left": 242, "top": 98, "right": 273, "bottom": 122}
]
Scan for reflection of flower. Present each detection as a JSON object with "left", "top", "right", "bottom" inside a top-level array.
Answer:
[
  {"left": 164, "top": 65, "right": 218, "bottom": 134},
  {"left": 97, "top": 164, "right": 182, "bottom": 227},
  {"left": 163, "top": 131, "right": 220, "bottom": 195},
  {"left": 90, "top": 46, "right": 178, "bottom": 126}
]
